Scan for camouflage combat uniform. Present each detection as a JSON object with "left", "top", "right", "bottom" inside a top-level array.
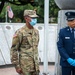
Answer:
[{"left": 10, "top": 25, "right": 39, "bottom": 75}]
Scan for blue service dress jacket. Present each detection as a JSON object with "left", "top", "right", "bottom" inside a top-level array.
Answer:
[{"left": 57, "top": 26, "right": 75, "bottom": 67}]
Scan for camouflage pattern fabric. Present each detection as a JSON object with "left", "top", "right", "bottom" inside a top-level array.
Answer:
[
  {"left": 20, "top": 70, "right": 39, "bottom": 75},
  {"left": 10, "top": 25, "right": 39, "bottom": 75}
]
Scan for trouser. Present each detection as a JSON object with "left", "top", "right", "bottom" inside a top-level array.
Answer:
[
  {"left": 62, "top": 66, "right": 75, "bottom": 75},
  {"left": 19, "top": 71, "right": 39, "bottom": 75}
]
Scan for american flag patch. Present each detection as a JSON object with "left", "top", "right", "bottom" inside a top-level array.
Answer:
[{"left": 13, "top": 34, "right": 17, "bottom": 38}]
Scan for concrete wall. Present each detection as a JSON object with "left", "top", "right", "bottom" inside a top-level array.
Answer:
[{"left": 0, "top": 23, "right": 57, "bottom": 65}]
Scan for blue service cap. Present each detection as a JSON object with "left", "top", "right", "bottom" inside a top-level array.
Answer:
[{"left": 65, "top": 12, "right": 75, "bottom": 21}]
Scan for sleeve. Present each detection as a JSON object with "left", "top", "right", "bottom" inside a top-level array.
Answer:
[
  {"left": 37, "top": 30, "right": 39, "bottom": 43},
  {"left": 10, "top": 30, "right": 22, "bottom": 69},
  {"left": 57, "top": 30, "right": 70, "bottom": 60}
]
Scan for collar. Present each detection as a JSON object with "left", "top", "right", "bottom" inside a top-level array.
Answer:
[
  {"left": 69, "top": 27, "right": 75, "bottom": 33},
  {"left": 24, "top": 25, "right": 34, "bottom": 33},
  {"left": 70, "top": 27, "right": 75, "bottom": 31}
]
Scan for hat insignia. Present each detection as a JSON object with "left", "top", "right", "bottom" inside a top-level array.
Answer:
[{"left": 68, "top": 12, "right": 70, "bottom": 15}]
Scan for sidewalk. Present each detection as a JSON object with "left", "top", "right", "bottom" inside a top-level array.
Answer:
[{"left": 0, "top": 65, "right": 55, "bottom": 75}]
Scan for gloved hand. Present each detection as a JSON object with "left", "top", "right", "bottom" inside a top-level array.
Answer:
[
  {"left": 67, "top": 58, "right": 74, "bottom": 65},
  {"left": 71, "top": 60, "right": 75, "bottom": 66}
]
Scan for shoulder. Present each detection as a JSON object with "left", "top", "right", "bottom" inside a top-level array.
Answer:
[
  {"left": 16, "top": 26, "right": 25, "bottom": 34},
  {"left": 13, "top": 26, "right": 26, "bottom": 38},
  {"left": 60, "top": 26, "right": 69, "bottom": 32},
  {"left": 14, "top": 27, "right": 25, "bottom": 38},
  {"left": 34, "top": 28, "right": 39, "bottom": 33},
  {"left": 58, "top": 27, "right": 69, "bottom": 37}
]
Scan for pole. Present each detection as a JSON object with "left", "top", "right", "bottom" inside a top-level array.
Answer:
[
  {"left": 5, "top": 2, "right": 8, "bottom": 23},
  {"left": 43, "top": 0, "right": 49, "bottom": 74}
]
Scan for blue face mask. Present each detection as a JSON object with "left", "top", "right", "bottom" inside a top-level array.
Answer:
[{"left": 29, "top": 18, "right": 37, "bottom": 26}]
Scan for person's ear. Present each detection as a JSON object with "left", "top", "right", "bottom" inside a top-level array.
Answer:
[{"left": 24, "top": 16, "right": 27, "bottom": 21}]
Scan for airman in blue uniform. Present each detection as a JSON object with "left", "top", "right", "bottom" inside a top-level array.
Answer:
[{"left": 57, "top": 12, "right": 75, "bottom": 75}]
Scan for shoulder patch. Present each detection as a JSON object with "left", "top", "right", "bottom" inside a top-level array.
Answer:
[{"left": 13, "top": 34, "right": 18, "bottom": 38}]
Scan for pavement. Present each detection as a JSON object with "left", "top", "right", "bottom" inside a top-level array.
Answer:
[{"left": 0, "top": 65, "right": 55, "bottom": 75}]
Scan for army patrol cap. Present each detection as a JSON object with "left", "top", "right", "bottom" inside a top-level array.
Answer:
[
  {"left": 65, "top": 12, "right": 75, "bottom": 21},
  {"left": 24, "top": 10, "right": 38, "bottom": 18}
]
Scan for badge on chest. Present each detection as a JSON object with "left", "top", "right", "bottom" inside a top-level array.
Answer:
[{"left": 65, "top": 37, "right": 70, "bottom": 39}]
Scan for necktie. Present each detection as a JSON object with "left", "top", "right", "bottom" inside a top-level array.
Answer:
[{"left": 72, "top": 28, "right": 74, "bottom": 38}]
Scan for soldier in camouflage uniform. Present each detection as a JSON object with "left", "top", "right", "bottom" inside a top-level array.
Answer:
[{"left": 10, "top": 10, "right": 39, "bottom": 75}]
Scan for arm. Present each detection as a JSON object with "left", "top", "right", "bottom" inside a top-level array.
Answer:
[
  {"left": 57, "top": 30, "right": 75, "bottom": 66},
  {"left": 10, "top": 30, "right": 22, "bottom": 69},
  {"left": 37, "top": 30, "right": 39, "bottom": 44},
  {"left": 57, "top": 30, "right": 69, "bottom": 60}
]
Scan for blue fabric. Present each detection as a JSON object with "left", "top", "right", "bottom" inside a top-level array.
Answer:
[
  {"left": 62, "top": 67, "right": 72, "bottom": 75},
  {"left": 72, "top": 28, "right": 75, "bottom": 38},
  {"left": 57, "top": 26, "right": 75, "bottom": 67},
  {"left": 65, "top": 12, "right": 75, "bottom": 21},
  {"left": 65, "top": 12, "right": 75, "bottom": 18}
]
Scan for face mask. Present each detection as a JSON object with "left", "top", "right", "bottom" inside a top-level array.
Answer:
[{"left": 29, "top": 18, "right": 37, "bottom": 26}]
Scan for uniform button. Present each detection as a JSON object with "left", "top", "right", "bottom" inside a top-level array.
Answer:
[
  {"left": 73, "top": 48, "right": 75, "bottom": 49},
  {"left": 73, "top": 52, "right": 75, "bottom": 53}
]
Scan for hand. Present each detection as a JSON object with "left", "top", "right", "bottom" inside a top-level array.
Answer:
[
  {"left": 71, "top": 60, "right": 75, "bottom": 66},
  {"left": 67, "top": 58, "right": 74, "bottom": 65},
  {"left": 16, "top": 68, "right": 23, "bottom": 74}
]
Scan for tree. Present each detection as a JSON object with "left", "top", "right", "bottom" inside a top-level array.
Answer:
[
  {"left": 0, "top": 0, "right": 39, "bottom": 13},
  {"left": 50, "top": 0, "right": 59, "bottom": 17},
  {"left": 0, "top": 0, "right": 39, "bottom": 22},
  {"left": 37, "top": 0, "right": 59, "bottom": 23},
  {"left": 0, "top": 0, "right": 59, "bottom": 23},
  {"left": 49, "top": 0, "right": 59, "bottom": 23}
]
